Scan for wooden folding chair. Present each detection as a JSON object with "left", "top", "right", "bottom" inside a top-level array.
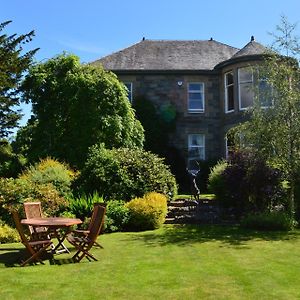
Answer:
[
  {"left": 12, "top": 210, "right": 53, "bottom": 267},
  {"left": 71, "top": 203, "right": 105, "bottom": 248},
  {"left": 67, "top": 205, "right": 106, "bottom": 262},
  {"left": 23, "top": 202, "right": 48, "bottom": 239}
]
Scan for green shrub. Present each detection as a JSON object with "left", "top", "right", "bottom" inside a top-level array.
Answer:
[
  {"left": 105, "top": 200, "right": 130, "bottom": 232},
  {"left": 0, "top": 177, "right": 67, "bottom": 226},
  {"left": 241, "top": 211, "right": 297, "bottom": 231},
  {"left": 0, "top": 223, "right": 19, "bottom": 243},
  {"left": 126, "top": 192, "right": 168, "bottom": 231},
  {"left": 68, "top": 192, "right": 104, "bottom": 221},
  {"left": 74, "top": 144, "right": 177, "bottom": 201},
  {"left": 20, "top": 157, "right": 77, "bottom": 197},
  {"left": 207, "top": 160, "right": 228, "bottom": 199}
]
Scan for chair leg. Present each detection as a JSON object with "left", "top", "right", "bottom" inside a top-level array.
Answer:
[
  {"left": 93, "top": 241, "right": 103, "bottom": 248},
  {"left": 21, "top": 244, "right": 51, "bottom": 267}
]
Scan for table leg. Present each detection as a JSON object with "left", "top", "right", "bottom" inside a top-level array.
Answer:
[{"left": 51, "top": 229, "right": 70, "bottom": 254}]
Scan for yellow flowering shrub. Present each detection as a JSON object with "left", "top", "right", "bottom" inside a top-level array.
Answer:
[
  {"left": 126, "top": 192, "right": 168, "bottom": 230},
  {"left": 20, "top": 157, "right": 78, "bottom": 197},
  {"left": 0, "top": 224, "right": 19, "bottom": 243}
]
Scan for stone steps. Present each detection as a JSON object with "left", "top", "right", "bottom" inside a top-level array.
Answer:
[{"left": 165, "top": 198, "right": 220, "bottom": 224}]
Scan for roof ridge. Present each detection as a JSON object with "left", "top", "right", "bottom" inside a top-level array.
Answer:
[{"left": 142, "top": 38, "right": 240, "bottom": 50}]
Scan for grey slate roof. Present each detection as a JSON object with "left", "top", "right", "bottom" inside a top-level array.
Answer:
[
  {"left": 93, "top": 39, "right": 240, "bottom": 71},
  {"left": 231, "top": 38, "right": 269, "bottom": 58}
]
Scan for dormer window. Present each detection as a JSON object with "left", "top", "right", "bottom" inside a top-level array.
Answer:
[{"left": 224, "top": 71, "right": 234, "bottom": 112}]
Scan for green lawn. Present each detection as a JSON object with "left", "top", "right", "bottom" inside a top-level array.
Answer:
[{"left": 1, "top": 224, "right": 300, "bottom": 299}]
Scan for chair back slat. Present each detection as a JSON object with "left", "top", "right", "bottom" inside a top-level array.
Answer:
[
  {"left": 88, "top": 203, "right": 106, "bottom": 231},
  {"left": 88, "top": 205, "right": 106, "bottom": 242},
  {"left": 24, "top": 202, "right": 43, "bottom": 219}
]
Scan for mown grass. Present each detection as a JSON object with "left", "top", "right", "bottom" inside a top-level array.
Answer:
[{"left": 1, "top": 224, "right": 300, "bottom": 299}]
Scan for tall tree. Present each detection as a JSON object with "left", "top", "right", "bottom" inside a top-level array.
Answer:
[
  {"left": 19, "top": 53, "right": 144, "bottom": 167},
  {"left": 234, "top": 16, "right": 300, "bottom": 217},
  {"left": 0, "top": 20, "right": 37, "bottom": 138}
]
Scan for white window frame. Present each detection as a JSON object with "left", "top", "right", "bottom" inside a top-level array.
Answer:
[
  {"left": 188, "top": 134, "right": 205, "bottom": 169},
  {"left": 238, "top": 67, "right": 254, "bottom": 110},
  {"left": 188, "top": 82, "right": 205, "bottom": 113},
  {"left": 124, "top": 82, "right": 133, "bottom": 102},
  {"left": 224, "top": 71, "right": 234, "bottom": 113}
]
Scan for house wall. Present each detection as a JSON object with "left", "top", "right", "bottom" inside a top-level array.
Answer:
[
  {"left": 116, "top": 58, "right": 261, "bottom": 165},
  {"left": 117, "top": 72, "right": 223, "bottom": 164}
]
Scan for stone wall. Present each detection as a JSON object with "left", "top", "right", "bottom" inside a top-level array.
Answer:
[{"left": 118, "top": 72, "right": 223, "bottom": 163}]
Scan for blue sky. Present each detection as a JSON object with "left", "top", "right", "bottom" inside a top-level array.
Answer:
[{"left": 1, "top": 0, "right": 300, "bottom": 130}]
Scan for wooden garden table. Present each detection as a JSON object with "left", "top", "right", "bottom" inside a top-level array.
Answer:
[{"left": 21, "top": 217, "right": 82, "bottom": 254}]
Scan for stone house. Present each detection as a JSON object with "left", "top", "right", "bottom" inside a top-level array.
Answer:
[{"left": 93, "top": 37, "right": 268, "bottom": 170}]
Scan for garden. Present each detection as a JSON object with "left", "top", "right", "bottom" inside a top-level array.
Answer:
[{"left": 1, "top": 17, "right": 300, "bottom": 299}]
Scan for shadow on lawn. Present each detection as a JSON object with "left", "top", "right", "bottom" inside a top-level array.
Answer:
[
  {"left": 0, "top": 248, "right": 28, "bottom": 267},
  {"left": 0, "top": 247, "right": 72, "bottom": 267},
  {"left": 125, "top": 224, "right": 300, "bottom": 248}
]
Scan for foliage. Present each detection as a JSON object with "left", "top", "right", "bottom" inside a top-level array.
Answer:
[
  {"left": 208, "top": 151, "right": 285, "bottom": 218},
  {"left": 0, "top": 177, "right": 67, "bottom": 225},
  {"left": 75, "top": 144, "right": 177, "bottom": 201},
  {"left": 0, "top": 223, "right": 19, "bottom": 243},
  {"left": 241, "top": 211, "right": 297, "bottom": 231},
  {"left": 195, "top": 159, "right": 218, "bottom": 194},
  {"left": 232, "top": 16, "right": 300, "bottom": 217},
  {"left": 133, "top": 96, "right": 176, "bottom": 156},
  {"left": 68, "top": 192, "right": 104, "bottom": 221},
  {"left": 105, "top": 200, "right": 130, "bottom": 232},
  {"left": 18, "top": 53, "right": 144, "bottom": 167},
  {"left": 0, "top": 21, "right": 38, "bottom": 138},
  {"left": 20, "top": 157, "right": 76, "bottom": 197},
  {"left": 126, "top": 192, "right": 168, "bottom": 231},
  {"left": 133, "top": 97, "right": 195, "bottom": 193},
  {"left": 0, "top": 139, "right": 26, "bottom": 177},
  {"left": 207, "top": 160, "right": 228, "bottom": 199}
]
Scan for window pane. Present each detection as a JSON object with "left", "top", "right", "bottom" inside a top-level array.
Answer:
[
  {"left": 188, "top": 134, "right": 205, "bottom": 165},
  {"left": 227, "top": 85, "right": 234, "bottom": 111},
  {"left": 189, "top": 134, "right": 204, "bottom": 146},
  {"left": 189, "top": 83, "right": 202, "bottom": 91},
  {"left": 239, "top": 68, "right": 252, "bottom": 82},
  {"left": 259, "top": 80, "right": 272, "bottom": 107},
  {"left": 189, "top": 100, "right": 203, "bottom": 110},
  {"left": 240, "top": 83, "right": 254, "bottom": 108},
  {"left": 124, "top": 83, "right": 132, "bottom": 101},
  {"left": 226, "top": 72, "right": 233, "bottom": 85},
  {"left": 189, "top": 93, "right": 202, "bottom": 100}
]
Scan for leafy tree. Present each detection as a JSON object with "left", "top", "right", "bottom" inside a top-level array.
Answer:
[
  {"left": 0, "top": 139, "right": 26, "bottom": 177},
  {"left": 0, "top": 20, "right": 37, "bottom": 138},
  {"left": 19, "top": 53, "right": 144, "bottom": 167},
  {"left": 233, "top": 16, "right": 300, "bottom": 217}
]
